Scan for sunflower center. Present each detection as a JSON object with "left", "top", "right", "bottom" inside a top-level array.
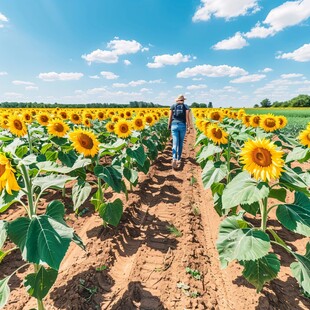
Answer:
[
  {"left": 253, "top": 116, "right": 260, "bottom": 124},
  {"left": 14, "top": 120, "right": 23, "bottom": 130},
  {"left": 54, "top": 123, "right": 64, "bottom": 132},
  {"left": 120, "top": 124, "right": 129, "bottom": 133},
  {"left": 98, "top": 112, "right": 104, "bottom": 118},
  {"left": 25, "top": 114, "right": 31, "bottom": 120},
  {"left": 78, "top": 133, "right": 94, "bottom": 149},
  {"left": 253, "top": 148, "right": 272, "bottom": 167},
  {"left": 73, "top": 114, "right": 80, "bottom": 121},
  {"left": 0, "top": 164, "right": 5, "bottom": 177},
  {"left": 265, "top": 118, "right": 276, "bottom": 128},
  {"left": 211, "top": 112, "right": 220, "bottom": 120},
  {"left": 41, "top": 116, "right": 48, "bottom": 122},
  {"left": 212, "top": 128, "right": 222, "bottom": 139},
  {"left": 135, "top": 119, "right": 142, "bottom": 127},
  {"left": 146, "top": 117, "right": 152, "bottom": 123}
]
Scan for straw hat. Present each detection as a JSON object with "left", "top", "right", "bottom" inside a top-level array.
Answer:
[{"left": 175, "top": 95, "right": 186, "bottom": 102}]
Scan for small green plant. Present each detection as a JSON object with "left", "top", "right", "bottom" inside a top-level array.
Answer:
[
  {"left": 186, "top": 267, "right": 202, "bottom": 280},
  {"left": 96, "top": 265, "right": 108, "bottom": 272},
  {"left": 192, "top": 206, "right": 200, "bottom": 216},
  {"left": 79, "top": 279, "right": 98, "bottom": 302},
  {"left": 190, "top": 176, "right": 197, "bottom": 186},
  {"left": 167, "top": 224, "right": 183, "bottom": 238},
  {"left": 176, "top": 282, "right": 200, "bottom": 298}
]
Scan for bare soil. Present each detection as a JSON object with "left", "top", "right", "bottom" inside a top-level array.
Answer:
[{"left": 1, "top": 130, "right": 309, "bottom": 310}]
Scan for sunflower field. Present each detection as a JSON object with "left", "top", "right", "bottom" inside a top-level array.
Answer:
[
  {"left": 0, "top": 107, "right": 170, "bottom": 309},
  {"left": 193, "top": 108, "right": 310, "bottom": 295}
]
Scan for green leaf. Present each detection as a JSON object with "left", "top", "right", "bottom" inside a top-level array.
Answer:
[
  {"left": 195, "top": 132, "right": 208, "bottom": 146},
  {"left": 280, "top": 167, "right": 309, "bottom": 196},
  {"left": 137, "top": 158, "right": 150, "bottom": 174},
  {"left": 94, "top": 165, "right": 123, "bottom": 193},
  {"left": 99, "top": 198, "right": 123, "bottom": 227},
  {"left": 37, "top": 158, "right": 91, "bottom": 173},
  {"left": 202, "top": 161, "right": 228, "bottom": 190},
  {"left": 0, "top": 221, "right": 7, "bottom": 248},
  {"left": 24, "top": 266, "right": 58, "bottom": 300},
  {"left": 216, "top": 214, "right": 270, "bottom": 268},
  {"left": 286, "top": 147, "right": 310, "bottom": 163},
  {"left": 45, "top": 151, "right": 58, "bottom": 162},
  {"left": 123, "top": 167, "right": 139, "bottom": 185},
  {"left": 126, "top": 145, "right": 147, "bottom": 167},
  {"left": 41, "top": 143, "right": 53, "bottom": 155},
  {"left": 90, "top": 189, "right": 103, "bottom": 211},
  {"left": 8, "top": 216, "right": 74, "bottom": 270},
  {"left": 50, "top": 137, "right": 67, "bottom": 146},
  {"left": 16, "top": 145, "right": 28, "bottom": 158},
  {"left": 0, "top": 277, "right": 10, "bottom": 308},
  {"left": 3, "top": 138, "right": 24, "bottom": 155},
  {"left": 58, "top": 150, "right": 78, "bottom": 167},
  {"left": 241, "top": 202, "right": 260, "bottom": 216},
  {"left": 196, "top": 144, "right": 222, "bottom": 164},
  {"left": 0, "top": 189, "right": 24, "bottom": 213},
  {"left": 0, "top": 250, "right": 9, "bottom": 263},
  {"left": 45, "top": 200, "right": 65, "bottom": 223},
  {"left": 240, "top": 253, "right": 280, "bottom": 292},
  {"left": 269, "top": 188, "right": 287, "bottom": 203},
  {"left": 33, "top": 175, "right": 76, "bottom": 193},
  {"left": 72, "top": 181, "right": 92, "bottom": 211},
  {"left": 276, "top": 192, "right": 310, "bottom": 237},
  {"left": 222, "top": 172, "right": 269, "bottom": 209},
  {"left": 20, "top": 154, "right": 38, "bottom": 166},
  {"left": 291, "top": 243, "right": 310, "bottom": 295}
]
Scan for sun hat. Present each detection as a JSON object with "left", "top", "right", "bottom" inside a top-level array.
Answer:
[{"left": 175, "top": 95, "right": 186, "bottom": 102}]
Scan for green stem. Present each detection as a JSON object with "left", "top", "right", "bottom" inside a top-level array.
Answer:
[
  {"left": 34, "top": 264, "right": 45, "bottom": 310},
  {"left": 260, "top": 198, "right": 268, "bottom": 231},
  {"left": 20, "top": 164, "right": 35, "bottom": 217},
  {"left": 226, "top": 137, "right": 231, "bottom": 183},
  {"left": 27, "top": 126, "right": 33, "bottom": 154}
]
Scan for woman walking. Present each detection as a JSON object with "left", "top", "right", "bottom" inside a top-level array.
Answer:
[{"left": 167, "top": 95, "right": 191, "bottom": 169}]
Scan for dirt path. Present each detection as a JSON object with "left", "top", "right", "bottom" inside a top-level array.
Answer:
[{"left": 1, "top": 130, "right": 310, "bottom": 310}]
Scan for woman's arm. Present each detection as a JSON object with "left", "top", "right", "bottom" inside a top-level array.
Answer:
[
  {"left": 168, "top": 110, "right": 173, "bottom": 129},
  {"left": 186, "top": 110, "right": 191, "bottom": 132}
]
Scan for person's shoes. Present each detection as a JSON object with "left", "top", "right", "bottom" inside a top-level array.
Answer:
[
  {"left": 176, "top": 160, "right": 181, "bottom": 168},
  {"left": 172, "top": 159, "right": 177, "bottom": 169}
]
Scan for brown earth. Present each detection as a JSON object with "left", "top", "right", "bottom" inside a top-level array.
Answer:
[{"left": 1, "top": 129, "right": 310, "bottom": 310}]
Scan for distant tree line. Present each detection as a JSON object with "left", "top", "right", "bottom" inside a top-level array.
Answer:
[
  {"left": 190, "top": 102, "right": 213, "bottom": 108},
  {"left": 254, "top": 94, "right": 310, "bottom": 108},
  {"left": 0, "top": 101, "right": 162, "bottom": 108}
]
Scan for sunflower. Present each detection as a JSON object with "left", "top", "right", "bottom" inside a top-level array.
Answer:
[
  {"left": 298, "top": 128, "right": 310, "bottom": 148},
  {"left": 144, "top": 114, "right": 155, "bottom": 126},
  {"left": 97, "top": 111, "right": 105, "bottom": 121},
  {"left": 112, "top": 115, "right": 120, "bottom": 123},
  {"left": 68, "top": 129, "right": 99, "bottom": 157},
  {"left": 242, "top": 115, "right": 251, "bottom": 127},
  {"left": 125, "top": 110, "right": 132, "bottom": 119},
  {"left": 250, "top": 115, "right": 260, "bottom": 128},
  {"left": 208, "top": 111, "right": 223, "bottom": 122},
  {"left": 8, "top": 115, "right": 27, "bottom": 137},
  {"left": 22, "top": 111, "right": 33, "bottom": 123},
  {"left": 259, "top": 114, "right": 279, "bottom": 132},
  {"left": 37, "top": 113, "right": 50, "bottom": 126},
  {"left": 277, "top": 116, "right": 288, "bottom": 129},
  {"left": 114, "top": 120, "right": 132, "bottom": 138},
  {"left": 83, "top": 118, "right": 92, "bottom": 128},
  {"left": 105, "top": 121, "right": 115, "bottom": 133},
  {"left": 237, "top": 109, "right": 245, "bottom": 120},
  {"left": 206, "top": 124, "right": 228, "bottom": 145},
  {"left": 47, "top": 119, "right": 70, "bottom": 137},
  {"left": 240, "top": 138, "right": 284, "bottom": 182},
  {"left": 70, "top": 112, "right": 82, "bottom": 124},
  {"left": 132, "top": 117, "right": 145, "bottom": 131},
  {"left": 0, "top": 154, "right": 20, "bottom": 195},
  {"left": 59, "top": 111, "right": 69, "bottom": 120}
]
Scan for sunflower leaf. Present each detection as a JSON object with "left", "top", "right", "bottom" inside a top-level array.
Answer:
[
  {"left": 222, "top": 171, "right": 269, "bottom": 209},
  {"left": 98, "top": 198, "right": 123, "bottom": 227},
  {"left": 196, "top": 144, "right": 222, "bottom": 164},
  {"left": 286, "top": 147, "right": 310, "bottom": 163},
  {"left": 202, "top": 161, "right": 228, "bottom": 189},
  {"left": 94, "top": 165, "right": 123, "bottom": 193},
  {"left": 126, "top": 146, "right": 147, "bottom": 167},
  {"left": 280, "top": 167, "right": 309, "bottom": 196},
  {"left": 0, "top": 276, "right": 10, "bottom": 308}
]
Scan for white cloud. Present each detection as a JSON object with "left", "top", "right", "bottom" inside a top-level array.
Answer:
[
  {"left": 147, "top": 53, "right": 191, "bottom": 68},
  {"left": 112, "top": 83, "right": 127, "bottom": 88},
  {"left": 213, "top": 32, "right": 248, "bottom": 50},
  {"left": 230, "top": 74, "right": 266, "bottom": 83},
  {"left": 177, "top": 64, "right": 248, "bottom": 78},
  {"left": 187, "top": 84, "right": 208, "bottom": 90},
  {"left": 124, "top": 59, "right": 131, "bottom": 65},
  {"left": 175, "top": 85, "right": 183, "bottom": 89},
  {"left": 100, "top": 71, "right": 119, "bottom": 80},
  {"left": 140, "top": 88, "right": 152, "bottom": 93},
  {"left": 245, "top": 0, "right": 310, "bottom": 38},
  {"left": 193, "top": 0, "right": 260, "bottom": 22},
  {"left": 149, "top": 79, "right": 162, "bottom": 84},
  {"left": 277, "top": 44, "right": 310, "bottom": 62},
  {"left": 112, "top": 79, "right": 161, "bottom": 88},
  {"left": 107, "top": 38, "right": 142, "bottom": 55},
  {"left": 89, "top": 75, "right": 100, "bottom": 79},
  {"left": 192, "top": 78, "right": 203, "bottom": 81},
  {"left": 0, "top": 71, "right": 8, "bottom": 76},
  {"left": 281, "top": 73, "right": 304, "bottom": 79},
  {"left": 38, "top": 72, "right": 84, "bottom": 81},
  {"left": 261, "top": 67, "right": 273, "bottom": 73},
  {"left": 0, "top": 13, "right": 8, "bottom": 22},
  {"left": 82, "top": 49, "right": 118, "bottom": 64},
  {"left": 25, "top": 86, "right": 39, "bottom": 91},
  {"left": 86, "top": 87, "right": 107, "bottom": 95},
  {"left": 12, "top": 80, "right": 35, "bottom": 86}
]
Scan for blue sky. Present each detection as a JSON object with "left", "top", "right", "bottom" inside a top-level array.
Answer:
[{"left": 0, "top": 0, "right": 310, "bottom": 107}]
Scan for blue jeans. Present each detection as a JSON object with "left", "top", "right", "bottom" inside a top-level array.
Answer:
[{"left": 171, "top": 122, "right": 186, "bottom": 160}]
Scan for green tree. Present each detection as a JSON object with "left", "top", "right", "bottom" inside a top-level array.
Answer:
[{"left": 260, "top": 98, "right": 271, "bottom": 108}]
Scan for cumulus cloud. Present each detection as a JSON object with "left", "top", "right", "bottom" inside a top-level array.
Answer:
[
  {"left": 0, "top": 13, "right": 8, "bottom": 27},
  {"left": 12, "top": 80, "right": 35, "bottom": 86},
  {"left": 86, "top": 87, "right": 107, "bottom": 95},
  {"left": 82, "top": 38, "right": 145, "bottom": 64},
  {"left": 193, "top": 0, "right": 260, "bottom": 22},
  {"left": 89, "top": 75, "right": 100, "bottom": 79},
  {"left": 177, "top": 64, "right": 248, "bottom": 78},
  {"left": 277, "top": 44, "right": 310, "bottom": 62},
  {"left": 112, "top": 79, "right": 162, "bottom": 88},
  {"left": 147, "top": 53, "right": 191, "bottom": 68},
  {"left": 230, "top": 74, "right": 266, "bottom": 83},
  {"left": 187, "top": 84, "right": 208, "bottom": 90},
  {"left": 245, "top": 0, "right": 310, "bottom": 39},
  {"left": 261, "top": 68, "right": 273, "bottom": 73},
  {"left": 213, "top": 32, "right": 248, "bottom": 50},
  {"left": 281, "top": 73, "right": 304, "bottom": 78},
  {"left": 124, "top": 59, "right": 131, "bottom": 65},
  {"left": 100, "top": 71, "right": 119, "bottom": 80},
  {"left": 0, "top": 71, "right": 8, "bottom": 76},
  {"left": 38, "top": 72, "right": 84, "bottom": 81},
  {"left": 175, "top": 85, "right": 183, "bottom": 89},
  {"left": 25, "top": 86, "right": 39, "bottom": 91}
]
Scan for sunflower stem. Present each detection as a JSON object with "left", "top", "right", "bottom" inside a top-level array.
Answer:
[
  {"left": 27, "top": 125, "right": 33, "bottom": 154},
  {"left": 20, "top": 164, "right": 35, "bottom": 218},
  {"left": 226, "top": 137, "right": 231, "bottom": 183},
  {"left": 260, "top": 198, "right": 268, "bottom": 231},
  {"left": 34, "top": 264, "right": 45, "bottom": 310}
]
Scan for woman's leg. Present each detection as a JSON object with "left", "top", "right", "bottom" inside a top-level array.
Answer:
[
  {"left": 177, "top": 123, "right": 186, "bottom": 160},
  {"left": 171, "top": 124, "right": 179, "bottom": 160}
]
